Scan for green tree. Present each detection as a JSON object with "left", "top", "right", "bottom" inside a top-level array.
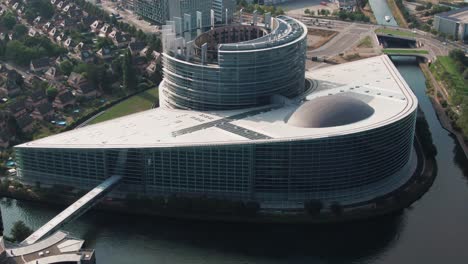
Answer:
[
  {"left": 2, "top": 12, "right": 16, "bottom": 30},
  {"left": 46, "top": 86, "right": 58, "bottom": 101},
  {"left": 13, "top": 24, "right": 28, "bottom": 39},
  {"left": 122, "top": 50, "right": 137, "bottom": 91},
  {"left": 95, "top": 37, "right": 113, "bottom": 50},
  {"left": 10, "top": 221, "right": 33, "bottom": 243},
  {"left": 59, "top": 60, "right": 74, "bottom": 76}
]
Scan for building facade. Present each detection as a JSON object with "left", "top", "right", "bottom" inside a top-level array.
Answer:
[
  {"left": 434, "top": 7, "right": 468, "bottom": 41},
  {"left": 15, "top": 15, "right": 418, "bottom": 209}
]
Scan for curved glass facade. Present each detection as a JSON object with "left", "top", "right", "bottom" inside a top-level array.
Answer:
[
  {"left": 15, "top": 109, "right": 416, "bottom": 205},
  {"left": 161, "top": 17, "right": 307, "bottom": 110}
]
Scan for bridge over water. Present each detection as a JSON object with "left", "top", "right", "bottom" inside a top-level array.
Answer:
[
  {"left": 21, "top": 175, "right": 122, "bottom": 245},
  {"left": 21, "top": 150, "right": 129, "bottom": 245}
]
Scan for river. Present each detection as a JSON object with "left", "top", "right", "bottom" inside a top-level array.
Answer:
[
  {"left": 1, "top": 57, "right": 468, "bottom": 264},
  {"left": 368, "top": 0, "right": 398, "bottom": 26}
]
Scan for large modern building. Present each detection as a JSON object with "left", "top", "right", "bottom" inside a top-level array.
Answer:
[
  {"left": 15, "top": 15, "right": 418, "bottom": 209},
  {"left": 134, "top": 0, "right": 235, "bottom": 28},
  {"left": 434, "top": 7, "right": 468, "bottom": 41}
]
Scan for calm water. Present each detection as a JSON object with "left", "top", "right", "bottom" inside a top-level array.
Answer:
[
  {"left": 368, "top": 0, "right": 398, "bottom": 26},
  {"left": 1, "top": 57, "right": 468, "bottom": 264}
]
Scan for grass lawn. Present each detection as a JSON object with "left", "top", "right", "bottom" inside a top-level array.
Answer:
[
  {"left": 89, "top": 88, "right": 159, "bottom": 124},
  {"left": 431, "top": 56, "right": 467, "bottom": 94},
  {"left": 375, "top": 28, "right": 415, "bottom": 38},
  {"left": 383, "top": 49, "right": 429, "bottom": 54},
  {"left": 357, "top": 36, "right": 373, "bottom": 48}
]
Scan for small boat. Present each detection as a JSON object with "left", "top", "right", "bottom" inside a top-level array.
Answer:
[{"left": 385, "top": 15, "right": 392, "bottom": 22}]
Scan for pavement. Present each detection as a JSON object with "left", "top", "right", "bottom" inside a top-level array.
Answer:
[{"left": 96, "top": 0, "right": 160, "bottom": 34}]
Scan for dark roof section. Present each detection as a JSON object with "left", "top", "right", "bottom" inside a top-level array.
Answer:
[
  {"left": 16, "top": 114, "right": 33, "bottom": 129},
  {"left": 30, "top": 90, "right": 47, "bottom": 101},
  {"left": 35, "top": 102, "right": 53, "bottom": 115},
  {"left": 287, "top": 95, "right": 375, "bottom": 128},
  {"left": 436, "top": 6, "right": 468, "bottom": 22},
  {"left": 8, "top": 100, "right": 25, "bottom": 113},
  {"left": 78, "top": 82, "right": 95, "bottom": 94},
  {"left": 129, "top": 41, "right": 146, "bottom": 52},
  {"left": 31, "top": 57, "right": 50, "bottom": 68},
  {"left": 57, "top": 91, "right": 75, "bottom": 103}
]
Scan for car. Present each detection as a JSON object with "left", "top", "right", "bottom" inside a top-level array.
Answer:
[{"left": 442, "top": 42, "right": 447, "bottom": 45}]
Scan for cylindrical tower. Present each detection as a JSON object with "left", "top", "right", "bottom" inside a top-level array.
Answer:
[{"left": 160, "top": 16, "right": 308, "bottom": 110}]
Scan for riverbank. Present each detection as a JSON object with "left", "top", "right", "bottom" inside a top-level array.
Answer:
[
  {"left": 387, "top": 0, "right": 408, "bottom": 28},
  {"left": 419, "top": 62, "right": 468, "bottom": 159}
]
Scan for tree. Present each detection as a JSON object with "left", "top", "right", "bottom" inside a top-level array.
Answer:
[
  {"left": 2, "top": 12, "right": 16, "bottom": 30},
  {"left": 46, "top": 86, "right": 58, "bottom": 101},
  {"left": 13, "top": 24, "right": 28, "bottom": 39},
  {"left": 122, "top": 50, "right": 137, "bottom": 91},
  {"left": 10, "top": 221, "right": 33, "bottom": 242},
  {"left": 304, "top": 8, "right": 311, "bottom": 15},
  {"left": 59, "top": 60, "right": 74, "bottom": 76},
  {"left": 95, "top": 37, "right": 113, "bottom": 50}
]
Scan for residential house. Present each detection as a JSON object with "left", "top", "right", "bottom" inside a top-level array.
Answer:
[
  {"left": 128, "top": 41, "right": 147, "bottom": 56},
  {"left": 60, "top": 18, "right": 77, "bottom": 29},
  {"left": 67, "top": 72, "right": 98, "bottom": 98},
  {"left": 48, "top": 27, "right": 59, "bottom": 40},
  {"left": 75, "top": 82, "right": 97, "bottom": 98},
  {"left": 70, "top": 48, "right": 93, "bottom": 63},
  {"left": 43, "top": 22, "right": 51, "bottom": 31},
  {"left": 53, "top": 90, "right": 75, "bottom": 109},
  {"left": 73, "top": 42, "right": 84, "bottom": 53},
  {"left": 98, "top": 24, "right": 112, "bottom": 37},
  {"left": 67, "top": 72, "right": 85, "bottom": 87},
  {"left": 8, "top": 100, "right": 27, "bottom": 118},
  {"left": 63, "top": 37, "right": 73, "bottom": 49},
  {"left": 0, "top": 70, "right": 22, "bottom": 97},
  {"left": 33, "top": 16, "right": 41, "bottom": 25},
  {"left": 55, "top": 55, "right": 70, "bottom": 66},
  {"left": 26, "top": 90, "right": 48, "bottom": 111},
  {"left": 110, "top": 31, "right": 131, "bottom": 48},
  {"left": 0, "top": 81, "right": 21, "bottom": 98},
  {"left": 45, "top": 67, "right": 60, "bottom": 80},
  {"left": 133, "top": 56, "right": 148, "bottom": 71},
  {"left": 31, "top": 102, "right": 54, "bottom": 121},
  {"left": 28, "top": 28, "right": 37, "bottom": 37},
  {"left": 30, "top": 57, "right": 50, "bottom": 72},
  {"left": 146, "top": 60, "right": 158, "bottom": 75},
  {"left": 96, "top": 47, "right": 113, "bottom": 60},
  {"left": 56, "top": 1, "right": 64, "bottom": 9},
  {"left": 16, "top": 114, "right": 34, "bottom": 133},
  {"left": 0, "top": 134, "right": 9, "bottom": 149},
  {"left": 90, "top": 20, "right": 103, "bottom": 33}
]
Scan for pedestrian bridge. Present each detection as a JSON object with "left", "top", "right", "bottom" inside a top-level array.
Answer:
[{"left": 21, "top": 175, "right": 122, "bottom": 245}]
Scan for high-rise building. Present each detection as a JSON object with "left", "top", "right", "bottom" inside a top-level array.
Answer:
[
  {"left": 212, "top": 0, "right": 236, "bottom": 24},
  {"left": 134, "top": 0, "right": 169, "bottom": 24},
  {"left": 135, "top": 0, "right": 227, "bottom": 29}
]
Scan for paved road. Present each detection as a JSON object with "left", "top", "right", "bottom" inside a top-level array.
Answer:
[{"left": 299, "top": 16, "right": 463, "bottom": 61}]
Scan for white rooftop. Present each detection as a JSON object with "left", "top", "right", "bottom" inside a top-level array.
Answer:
[{"left": 17, "top": 55, "right": 417, "bottom": 149}]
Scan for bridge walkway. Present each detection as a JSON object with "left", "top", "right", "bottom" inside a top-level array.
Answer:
[{"left": 22, "top": 150, "right": 129, "bottom": 245}]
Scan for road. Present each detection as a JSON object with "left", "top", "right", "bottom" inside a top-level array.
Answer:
[
  {"left": 298, "top": 16, "right": 463, "bottom": 62},
  {"left": 96, "top": 0, "right": 160, "bottom": 34}
]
